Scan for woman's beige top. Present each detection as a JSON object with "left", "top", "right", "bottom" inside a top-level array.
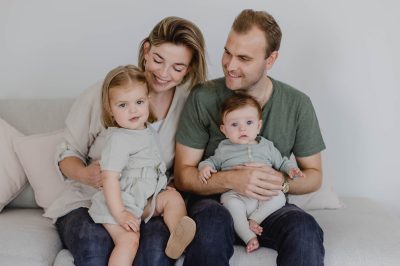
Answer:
[{"left": 44, "top": 81, "right": 189, "bottom": 222}]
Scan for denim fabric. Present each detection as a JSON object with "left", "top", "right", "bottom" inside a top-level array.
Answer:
[
  {"left": 183, "top": 199, "right": 235, "bottom": 266},
  {"left": 56, "top": 208, "right": 173, "bottom": 266},
  {"left": 257, "top": 203, "right": 325, "bottom": 266}
]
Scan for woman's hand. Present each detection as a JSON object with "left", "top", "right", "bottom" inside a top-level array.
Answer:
[
  {"left": 78, "top": 160, "right": 102, "bottom": 188},
  {"left": 230, "top": 163, "right": 284, "bottom": 200},
  {"left": 115, "top": 210, "right": 141, "bottom": 232}
]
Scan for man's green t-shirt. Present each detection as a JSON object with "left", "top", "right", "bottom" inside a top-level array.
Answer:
[{"left": 176, "top": 77, "right": 325, "bottom": 161}]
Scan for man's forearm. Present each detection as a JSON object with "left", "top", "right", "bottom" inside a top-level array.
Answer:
[
  {"left": 175, "top": 166, "right": 232, "bottom": 195},
  {"left": 287, "top": 168, "right": 322, "bottom": 195}
]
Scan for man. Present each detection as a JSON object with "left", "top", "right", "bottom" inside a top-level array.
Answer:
[{"left": 175, "top": 9, "right": 325, "bottom": 266}]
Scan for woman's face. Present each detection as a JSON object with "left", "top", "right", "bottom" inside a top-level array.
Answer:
[{"left": 144, "top": 42, "right": 192, "bottom": 93}]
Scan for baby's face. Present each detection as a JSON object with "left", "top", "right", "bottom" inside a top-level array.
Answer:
[{"left": 220, "top": 106, "right": 262, "bottom": 145}]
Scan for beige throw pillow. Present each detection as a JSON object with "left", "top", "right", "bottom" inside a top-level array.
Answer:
[
  {"left": 13, "top": 130, "right": 67, "bottom": 210},
  {"left": 288, "top": 175, "right": 343, "bottom": 210},
  {"left": 0, "top": 118, "right": 27, "bottom": 212}
]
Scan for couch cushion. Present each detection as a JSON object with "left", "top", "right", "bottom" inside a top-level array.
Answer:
[
  {"left": 309, "top": 197, "right": 400, "bottom": 266},
  {"left": 0, "top": 208, "right": 62, "bottom": 266},
  {"left": 52, "top": 197, "right": 400, "bottom": 266},
  {"left": 0, "top": 118, "right": 27, "bottom": 212}
]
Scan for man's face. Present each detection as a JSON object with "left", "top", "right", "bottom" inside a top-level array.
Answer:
[{"left": 221, "top": 27, "right": 270, "bottom": 91}]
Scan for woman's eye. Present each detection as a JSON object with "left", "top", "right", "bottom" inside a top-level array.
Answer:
[
  {"left": 173, "top": 67, "right": 184, "bottom": 73},
  {"left": 153, "top": 58, "right": 162, "bottom": 64}
]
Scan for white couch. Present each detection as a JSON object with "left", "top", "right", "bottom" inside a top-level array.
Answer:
[{"left": 1, "top": 98, "right": 400, "bottom": 266}]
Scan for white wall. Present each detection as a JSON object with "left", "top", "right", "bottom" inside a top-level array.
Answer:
[{"left": 1, "top": 0, "right": 399, "bottom": 216}]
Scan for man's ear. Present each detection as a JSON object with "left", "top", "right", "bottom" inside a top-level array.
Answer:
[{"left": 265, "top": 51, "right": 279, "bottom": 71}]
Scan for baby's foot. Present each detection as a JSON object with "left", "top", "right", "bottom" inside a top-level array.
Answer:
[
  {"left": 246, "top": 237, "right": 260, "bottom": 253},
  {"left": 165, "top": 216, "right": 196, "bottom": 259},
  {"left": 249, "top": 219, "right": 263, "bottom": 235}
]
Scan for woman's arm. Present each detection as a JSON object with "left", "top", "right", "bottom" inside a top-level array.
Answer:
[{"left": 59, "top": 157, "right": 101, "bottom": 188}]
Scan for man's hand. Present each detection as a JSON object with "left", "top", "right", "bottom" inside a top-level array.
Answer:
[
  {"left": 231, "top": 163, "right": 284, "bottom": 200},
  {"left": 114, "top": 210, "right": 141, "bottom": 232},
  {"left": 78, "top": 160, "right": 101, "bottom": 188}
]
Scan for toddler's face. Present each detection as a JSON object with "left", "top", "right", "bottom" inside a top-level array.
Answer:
[
  {"left": 109, "top": 83, "right": 149, "bottom": 130},
  {"left": 220, "top": 105, "right": 262, "bottom": 145}
]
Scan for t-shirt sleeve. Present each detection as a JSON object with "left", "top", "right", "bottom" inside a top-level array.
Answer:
[
  {"left": 292, "top": 96, "right": 326, "bottom": 157},
  {"left": 175, "top": 89, "right": 209, "bottom": 149},
  {"left": 100, "top": 133, "right": 129, "bottom": 172}
]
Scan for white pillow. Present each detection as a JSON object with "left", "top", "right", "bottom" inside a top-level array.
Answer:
[
  {"left": 0, "top": 118, "right": 27, "bottom": 212},
  {"left": 13, "top": 130, "right": 67, "bottom": 210},
  {"left": 288, "top": 175, "right": 343, "bottom": 210}
]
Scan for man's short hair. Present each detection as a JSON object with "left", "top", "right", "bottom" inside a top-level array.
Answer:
[{"left": 232, "top": 9, "right": 282, "bottom": 58}]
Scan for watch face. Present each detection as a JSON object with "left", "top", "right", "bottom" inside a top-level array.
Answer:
[{"left": 283, "top": 181, "right": 289, "bottom": 194}]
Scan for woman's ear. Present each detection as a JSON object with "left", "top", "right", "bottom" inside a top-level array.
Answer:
[{"left": 143, "top": 42, "right": 151, "bottom": 60}]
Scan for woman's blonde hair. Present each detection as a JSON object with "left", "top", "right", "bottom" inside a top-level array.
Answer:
[
  {"left": 138, "top": 16, "right": 207, "bottom": 90},
  {"left": 101, "top": 65, "right": 148, "bottom": 128}
]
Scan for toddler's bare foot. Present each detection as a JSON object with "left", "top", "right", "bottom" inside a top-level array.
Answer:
[
  {"left": 246, "top": 237, "right": 260, "bottom": 253},
  {"left": 249, "top": 219, "right": 263, "bottom": 235}
]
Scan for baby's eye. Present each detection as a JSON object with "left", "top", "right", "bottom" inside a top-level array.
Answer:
[
  {"left": 246, "top": 120, "right": 254, "bottom": 125},
  {"left": 137, "top": 100, "right": 144, "bottom": 105},
  {"left": 231, "top": 122, "right": 238, "bottom": 127},
  {"left": 118, "top": 103, "right": 127, "bottom": 108}
]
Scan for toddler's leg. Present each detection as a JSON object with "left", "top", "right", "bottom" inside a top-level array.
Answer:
[
  {"left": 145, "top": 189, "right": 196, "bottom": 259},
  {"left": 103, "top": 223, "right": 140, "bottom": 266}
]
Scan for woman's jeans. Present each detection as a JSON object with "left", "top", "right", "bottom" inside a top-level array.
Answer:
[{"left": 56, "top": 207, "right": 174, "bottom": 266}]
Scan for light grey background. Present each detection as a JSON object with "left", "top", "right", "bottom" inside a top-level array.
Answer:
[{"left": 1, "top": 0, "right": 399, "bottom": 216}]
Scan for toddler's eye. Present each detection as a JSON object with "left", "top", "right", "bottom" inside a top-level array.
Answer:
[
  {"left": 118, "top": 103, "right": 127, "bottom": 108},
  {"left": 137, "top": 100, "right": 144, "bottom": 105}
]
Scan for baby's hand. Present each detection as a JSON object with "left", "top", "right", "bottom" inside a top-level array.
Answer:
[
  {"left": 288, "top": 168, "right": 305, "bottom": 179},
  {"left": 115, "top": 210, "right": 141, "bottom": 232},
  {"left": 198, "top": 165, "right": 217, "bottom": 184}
]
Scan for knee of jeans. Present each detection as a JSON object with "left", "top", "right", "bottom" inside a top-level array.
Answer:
[
  {"left": 286, "top": 211, "right": 323, "bottom": 242},
  {"left": 191, "top": 200, "right": 234, "bottom": 247}
]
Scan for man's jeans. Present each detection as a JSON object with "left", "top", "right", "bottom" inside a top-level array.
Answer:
[
  {"left": 184, "top": 199, "right": 324, "bottom": 266},
  {"left": 56, "top": 207, "right": 174, "bottom": 266}
]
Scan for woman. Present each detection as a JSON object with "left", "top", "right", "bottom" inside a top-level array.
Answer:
[{"left": 44, "top": 16, "right": 207, "bottom": 266}]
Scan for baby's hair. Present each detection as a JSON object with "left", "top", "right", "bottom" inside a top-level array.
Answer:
[
  {"left": 101, "top": 65, "right": 147, "bottom": 128},
  {"left": 220, "top": 93, "right": 262, "bottom": 124}
]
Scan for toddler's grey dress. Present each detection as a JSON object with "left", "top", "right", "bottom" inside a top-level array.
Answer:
[{"left": 88, "top": 126, "right": 167, "bottom": 224}]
